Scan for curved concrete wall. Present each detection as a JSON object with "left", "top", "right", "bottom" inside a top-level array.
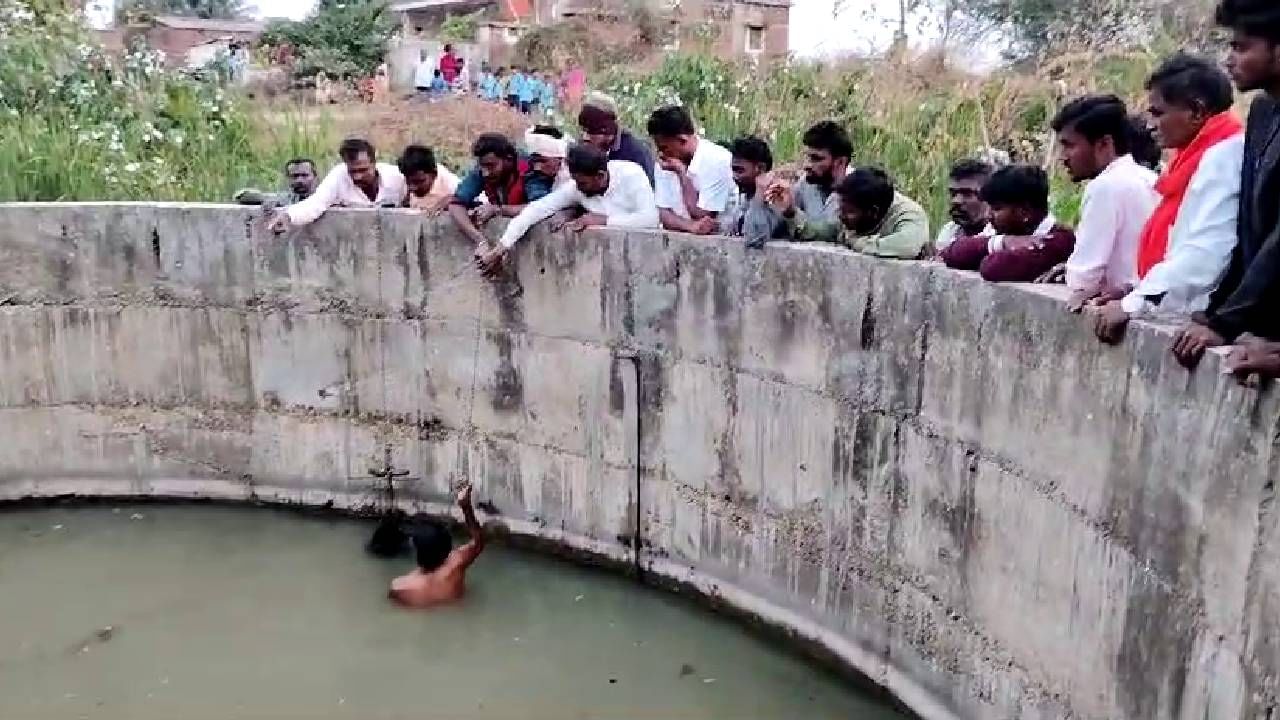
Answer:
[{"left": 1, "top": 203, "right": 1277, "bottom": 720}]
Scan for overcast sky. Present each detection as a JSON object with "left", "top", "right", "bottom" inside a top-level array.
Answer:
[{"left": 88, "top": 0, "right": 912, "bottom": 56}]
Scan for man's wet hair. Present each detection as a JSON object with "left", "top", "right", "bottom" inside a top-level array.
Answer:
[
  {"left": 472, "top": 132, "right": 518, "bottom": 161},
  {"left": 730, "top": 136, "right": 774, "bottom": 170},
  {"left": 567, "top": 143, "right": 608, "bottom": 175},
  {"left": 409, "top": 515, "right": 453, "bottom": 571},
  {"left": 949, "top": 158, "right": 995, "bottom": 183},
  {"left": 802, "top": 121, "right": 853, "bottom": 161},
  {"left": 366, "top": 509, "right": 409, "bottom": 558},
  {"left": 980, "top": 165, "right": 1051, "bottom": 214},
  {"left": 1145, "top": 52, "right": 1235, "bottom": 115},
  {"left": 1217, "top": 0, "right": 1280, "bottom": 44},
  {"left": 1051, "top": 95, "right": 1141, "bottom": 155},
  {"left": 836, "top": 166, "right": 894, "bottom": 211},
  {"left": 397, "top": 145, "right": 438, "bottom": 177},
  {"left": 339, "top": 137, "right": 376, "bottom": 163},
  {"left": 646, "top": 105, "right": 697, "bottom": 139}
]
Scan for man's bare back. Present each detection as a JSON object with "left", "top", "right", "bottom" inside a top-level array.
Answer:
[{"left": 389, "top": 485, "right": 485, "bottom": 608}]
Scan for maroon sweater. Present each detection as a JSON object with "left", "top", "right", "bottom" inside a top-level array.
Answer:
[{"left": 941, "top": 224, "right": 1076, "bottom": 283}]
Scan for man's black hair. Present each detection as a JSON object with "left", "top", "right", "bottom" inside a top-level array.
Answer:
[
  {"left": 397, "top": 144, "right": 438, "bottom": 176},
  {"left": 835, "top": 166, "right": 894, "bottom": 211},
  {"left": 531, "top": 125, "right": 564, "bottom": 139},
  {"left": 802, "top": 120, "right": 854, "bottom": 161},
  {"left": 1051, "top": 95, "right": 1137, "bottom": 154},
  {"left": 949, "top": 158, "right": 995, "bottom": 182},
  {"left": 1146, "top": 52, "right": 1236, "bottom": 115},
  {"left": 1216, "top": 0, "right": 1280, "bottom": 43},
  {"left": 408, "top": 515, "right": 453, "bottom": 571},
  {"left": 646, "top": 105, "right": 697, "bottom": 138},
  {"left": 367, "top": 509, "right": 409, "bottom": 558},
  {"left": 730, "top": 136, "right": 774, "bottom": 170},
  {"left": 1127, "top": 115, "right": 1162, "bottom": 170},
  {"left": 339, "top": 138, "right": 376, "bottom": 163},
  {"left": 980, "top": 165, "right": 1051, "bottom": 214},
  {"left": 472, "top": 132, "right": 518, "bottom": 161},
  {"left": 285, "top": 157, "right": 316, "bottom": 172},
  {"left": 567, "top": 142, "right": 608, "bottom": 175}
]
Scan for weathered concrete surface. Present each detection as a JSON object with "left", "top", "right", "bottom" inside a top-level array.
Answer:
[{"left": 1, "top": 202, "right": 1277, "bottom": 720}]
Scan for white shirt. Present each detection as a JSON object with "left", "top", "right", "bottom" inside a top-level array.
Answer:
[
  {"left": 654, "top": 138, "right": 734, "bottom": 219},
  {"left": 285, "top": 162, "right": 407, "bottom": 226},
  {"left": 499, "top": 161, "right": 659, "bottom": 248},
  {"left": 414, "top": 60, "right": 434, "bottom": 88},
  {"left": 935, "top": 221, "right": 994, "bottom": 252},
  {"left": 1065, "top": 154, "right": 1159, "bottom": 293},
  {"left": 1120, "top": 135, "right": 1244, "bottom": 317}
]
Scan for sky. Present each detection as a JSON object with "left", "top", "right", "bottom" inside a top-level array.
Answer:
[{"left": 88, "top": 0, "right": 912, "bottom": 56}]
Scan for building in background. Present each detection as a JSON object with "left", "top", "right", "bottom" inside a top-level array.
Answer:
[
  {"left": 97, "top": 15, "right": 264, "bottom": 67},
  {"left": 390, "top": 0, "right": 790, "bottom": 64}
]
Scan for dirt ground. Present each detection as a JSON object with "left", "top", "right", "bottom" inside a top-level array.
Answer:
[{"left": 258, "top": 95, "right": 547, "bottom": 170}]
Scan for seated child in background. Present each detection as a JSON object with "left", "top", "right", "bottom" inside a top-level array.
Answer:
[
  {"left": 389, "top": 484, "right": 485, "bottom": 608},
  {"left": 941, "top": 165, "right": 1077, "bottom": 283}
]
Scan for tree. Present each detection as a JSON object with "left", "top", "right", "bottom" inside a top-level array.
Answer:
[
  {"left": 116, "top": 0, "right": 252, "bottom": 22},
  {"left": 259, "top": 0, "right": 394, "bottom": 79},
  {"left": 956, "top": 0, "right": 1215, "bottom": 60}
]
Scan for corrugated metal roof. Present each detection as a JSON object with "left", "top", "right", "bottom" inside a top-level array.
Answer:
[{"left": 153, "top": 15, "right": 264, "bottom": 33}]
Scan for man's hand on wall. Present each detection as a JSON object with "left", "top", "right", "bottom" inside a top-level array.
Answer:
[
  {"left": 474, "top": 243, "right": 507, "bottom": 279},
  {"left": 267, "top": 209, "right": 291, "bottom": 234}
]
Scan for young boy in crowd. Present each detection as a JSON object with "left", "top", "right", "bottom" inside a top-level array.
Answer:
[
  {"left": 647, "top": 105, "right": 735, "bottom": 236},
  {"left": 1051, "top": 95, "right": 1159, "bottom": 311},
  {"left": 941, "top": 165, "right": 1077, "bottom": 282},
  {"left": 389, "top": 485, "right": 485, "bottom": 608}
]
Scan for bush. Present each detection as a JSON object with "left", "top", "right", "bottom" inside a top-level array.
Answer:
[
  {"left": 260, "top": 0, "right": 394, "bottom": 80},
  {"left": 0, "top": 0, "right": 327, "bottom": 201}
]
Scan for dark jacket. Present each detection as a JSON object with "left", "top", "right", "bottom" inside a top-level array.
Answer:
[{"left": 1206, "top": 96, "right": 1280, "bottom": 341}]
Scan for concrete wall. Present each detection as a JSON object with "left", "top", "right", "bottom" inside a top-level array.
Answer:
[{"left": 0, "top": 203, "right": 1277, "bottom": 720}]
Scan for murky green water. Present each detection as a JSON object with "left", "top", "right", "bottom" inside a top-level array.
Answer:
[{"left": 0, "top": 505, "right": 906, "bottom": 720}]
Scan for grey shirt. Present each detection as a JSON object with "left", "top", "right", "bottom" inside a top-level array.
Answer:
[
  {"left": 721, "top": 191, "right": 788, "bottom": 248},
  {"left": 783, "top": 179, "right": 842, "bottom": 243}
]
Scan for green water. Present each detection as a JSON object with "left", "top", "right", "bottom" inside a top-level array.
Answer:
[{"left": 0, "top": 505, "right": 906, "bottom": 720}]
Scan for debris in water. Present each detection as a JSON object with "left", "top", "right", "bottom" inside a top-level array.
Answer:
[
  {"left": 679, "top": 663, "right": 696, "bottom": 678},
  {"left": 608, "top": 678, "right": 617, "bottom": 684},
  {"left": 338, "top": 697, "right": 345, "bottom": 705},
  {"left": 95, "top": 626, "right": 115, "bottom": 642},
  {"left": 52, "top": 525, "right": 63, "bottom": 530},
  {"left": 702, "top": 678, "right": 717, "bottom": 684},
  {"left": 130, "top": 513, "right": 145, "bottom": 521},
  {"left": 574, "top": 594, "right": 584, "bottom": 602}
]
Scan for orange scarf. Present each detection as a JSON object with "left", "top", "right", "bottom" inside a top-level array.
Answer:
[{"left": 1137, "top": 111, "right": 1244, "bottom": 277}]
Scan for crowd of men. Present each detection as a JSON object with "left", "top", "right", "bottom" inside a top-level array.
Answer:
[{"left": 247, "top": 0, "right": 1280, "bottom": 383}]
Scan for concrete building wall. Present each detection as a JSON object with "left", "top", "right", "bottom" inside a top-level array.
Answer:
[{"left": 0, "top": 203, "right": 1276, "bottom": 720}]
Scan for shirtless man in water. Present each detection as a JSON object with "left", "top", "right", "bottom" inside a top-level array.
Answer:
[{"left": 389, "top": 485, "right": 485, "bottom": 608}]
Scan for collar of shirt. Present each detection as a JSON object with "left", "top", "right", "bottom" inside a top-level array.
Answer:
[{"left": 987, "top": 214, "right": 1057, "bottom": 253}]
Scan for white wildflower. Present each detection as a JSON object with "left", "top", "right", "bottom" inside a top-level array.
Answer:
[{"left": 124, "top": 162, "right": 140, "bottom": 173}]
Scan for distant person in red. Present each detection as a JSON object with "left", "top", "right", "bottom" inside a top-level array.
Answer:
[
  {"left": 941, "top": 165, "right": 1077, "bottom": 282},
  {"left": 439, "top": 43, "right": 460, "bottom": 84},
  {"left": 389, "top": 485, "right": 485, "bottom": 608}
]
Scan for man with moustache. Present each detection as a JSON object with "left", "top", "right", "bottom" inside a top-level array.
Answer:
[
  {"left": 934, "top": 159, "right": 996, "bottom": 254},
  {"left": 763, "top": 121, "right": 854, "bottom": 243}
]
